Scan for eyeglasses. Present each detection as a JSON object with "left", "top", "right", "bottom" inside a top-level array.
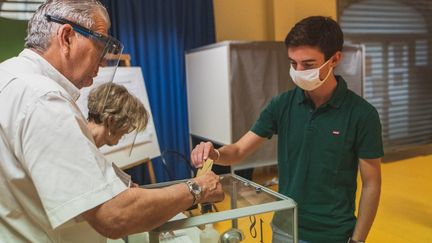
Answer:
[{"left": 44, "top": 14, "right": 123, "bottom": 62}]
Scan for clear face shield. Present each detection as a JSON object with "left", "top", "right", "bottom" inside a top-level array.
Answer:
[
  {"left": 45, "top": 14, "right": 123, "bottom": 113},
  {"left": 46, "top": 15, "right": 138, "bottom": 153},
  {"left": 45, "top": 14, "right": 123, "bottom": 85}
]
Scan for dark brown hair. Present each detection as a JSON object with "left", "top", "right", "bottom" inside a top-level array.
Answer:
[{"left": 285, "top": 16, "right": 344, "bottom": 60}]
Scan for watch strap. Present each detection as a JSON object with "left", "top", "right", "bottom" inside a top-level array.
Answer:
[{"left": 186, "top": 180, "right": 199, "bottom": 205}]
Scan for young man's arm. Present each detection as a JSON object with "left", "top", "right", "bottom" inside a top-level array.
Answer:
[
  {"left": 351, "top": 158, "right": 381, "bottom": 242},
  {"left": 191, "top": 131, "right": 266, "bottom": 167}
]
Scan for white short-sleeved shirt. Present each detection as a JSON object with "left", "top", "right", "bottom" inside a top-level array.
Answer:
[{"left": 0, "top": 49, "right": 128, "bottom": 242}]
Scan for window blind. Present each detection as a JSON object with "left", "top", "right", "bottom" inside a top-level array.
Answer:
[
  {"left": 0, "top": 0, "right": 44, "bottom": 20},
  {"left": 338, "top": 0, "right": 432, "bottom": 150}
]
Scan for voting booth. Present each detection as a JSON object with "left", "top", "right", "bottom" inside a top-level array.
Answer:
[{"left": 186, "top": 41, "right": 364, "bottom": 172}]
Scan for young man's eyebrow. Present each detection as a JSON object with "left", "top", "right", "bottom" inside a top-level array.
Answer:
[
  {"left": 288, "top": 58, "right": 317, "bottom": 63},
  {"left": 301, "top": 59, "right": 317, "bottom": 63}
]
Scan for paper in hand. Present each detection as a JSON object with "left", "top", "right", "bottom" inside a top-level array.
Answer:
[{"left": 196, "top": 159, "right": 214, "bottom": 177}]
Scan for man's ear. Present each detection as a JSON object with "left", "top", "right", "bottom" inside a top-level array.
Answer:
[
  {"left": 57, "top": 24, "right": 74, "bottom": 57},
  {"left": 331, "top": 51, "right": 342, "bottom": 67}
]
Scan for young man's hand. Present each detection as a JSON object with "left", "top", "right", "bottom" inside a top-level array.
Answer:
[{"left": 191, "top": 141, "right": 219, "bottom": 168}]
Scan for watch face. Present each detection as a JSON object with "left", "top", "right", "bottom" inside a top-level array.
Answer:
[{"left": 192, "top": 183, "right": 201, "bottom": 194}]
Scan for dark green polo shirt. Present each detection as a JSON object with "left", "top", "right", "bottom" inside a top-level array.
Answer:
[{"left": 252, "top": 76, "right": 383, "bottom": 243}]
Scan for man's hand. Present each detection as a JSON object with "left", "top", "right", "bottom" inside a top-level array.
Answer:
[
  {"left": 190, "top": 132, "right": 266, "bottom": 167},
  {"left": 193, "top": 171, "right": 224, "bottom": 204},
  {"left": 191, "top": 141, "right": 219, "bottom": 168}
]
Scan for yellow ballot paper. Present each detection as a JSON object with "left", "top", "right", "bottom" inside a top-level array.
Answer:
[
  {"left": 196, "top": 159, "right": 215, "bottom": 213},
  {"left": 196, "top": 159, "right": 214, "bottom": 177}
]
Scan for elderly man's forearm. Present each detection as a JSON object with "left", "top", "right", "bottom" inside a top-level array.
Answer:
[{"left": 82, "top": 184, "right": 193, "bottom": 239}]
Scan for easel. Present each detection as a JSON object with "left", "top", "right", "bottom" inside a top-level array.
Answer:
[
  {"left": 116, "top": 54, "right": 157, "bottom": 184},
  {"left": 120, "top": 157, "right": 157, "bottom": 184},
  {"left": 118, "top": 54, "right": 131, "bottom": 67}
]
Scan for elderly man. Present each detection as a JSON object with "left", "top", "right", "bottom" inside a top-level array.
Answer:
[{"left": 0, "top": 0, "right": 224, "bottom": 242}]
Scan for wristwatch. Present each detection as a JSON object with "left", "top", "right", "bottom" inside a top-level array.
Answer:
[
  {"left": 348, "top": 237, "right": 365, "bottom": 243},
  {"left": 185, "top": 180, "right": 201, "bottom": 205}
]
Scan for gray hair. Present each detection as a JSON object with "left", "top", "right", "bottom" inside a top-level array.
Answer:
[{"left": 24, "top": 0, "right": 110, "bottom": 52}]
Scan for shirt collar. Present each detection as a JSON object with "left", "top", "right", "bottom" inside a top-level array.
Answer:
[
  {"left": 19, "top": 49, "right": 81, "bottom": 101},
  {"left": 295, "top": 75, "right": 348, "bottom": 109},
  {"left": 329, "top": 75, "right": 348, "bottom": 108}
]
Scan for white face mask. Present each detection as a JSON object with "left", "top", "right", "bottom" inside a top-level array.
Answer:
[{"left": 289, "top": 58, "right": 333, "bottom": 91}]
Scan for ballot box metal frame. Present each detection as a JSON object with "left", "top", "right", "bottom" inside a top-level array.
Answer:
[{"left": 141, "top": 174, "right": 297, "bottom": 243}]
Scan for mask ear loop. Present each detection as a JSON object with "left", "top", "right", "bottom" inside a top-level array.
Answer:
[
  {"left": 319, "top": 57, "right": 334, "bottom": 82},
  {"left": 320, "top": 65, "right": 333, "bottom": 82}
]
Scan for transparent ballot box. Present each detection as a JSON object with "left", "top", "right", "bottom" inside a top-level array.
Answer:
[{"left": 137, "top": 174, "right": 297, "bottom": 243}]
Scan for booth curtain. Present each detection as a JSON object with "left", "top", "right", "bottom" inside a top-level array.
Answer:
[{"left": 101, "top": 0, "right": 216, "bottom": 183}]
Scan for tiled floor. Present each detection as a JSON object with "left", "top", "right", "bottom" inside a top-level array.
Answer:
[
  {"left": 251, "top": 146, "right": 432, "bottom": 243},
  {"left": 361, "top": 153, "right": 432, "bottom": 243}
]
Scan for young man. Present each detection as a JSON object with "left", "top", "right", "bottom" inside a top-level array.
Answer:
[{"left": 191, "top": 16, "right": 382, "bottom": 243}]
